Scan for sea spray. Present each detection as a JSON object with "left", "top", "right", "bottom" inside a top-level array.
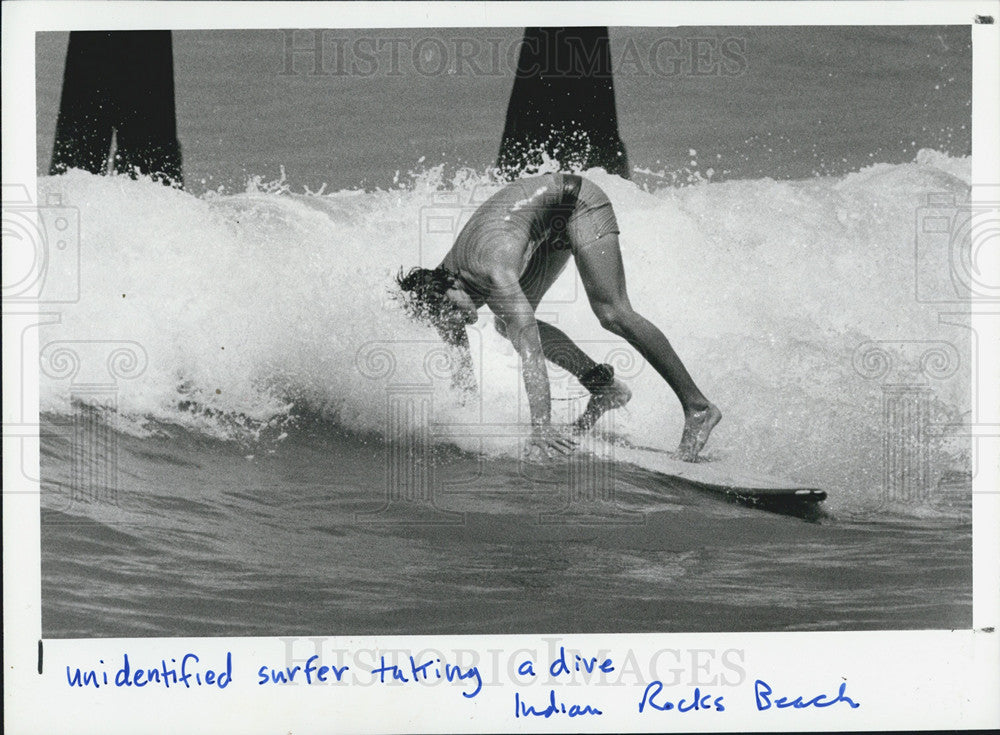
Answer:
[{"left": 38, "top": 154, "right": 971, "bottom": 511}]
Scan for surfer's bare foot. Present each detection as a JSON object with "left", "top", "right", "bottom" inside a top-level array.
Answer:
[
  {"left": 677, "top": 403, "right": 722, "bottom": 462},
  {"left": 574, "top": 379, "right": 632, "bottom": 433}
]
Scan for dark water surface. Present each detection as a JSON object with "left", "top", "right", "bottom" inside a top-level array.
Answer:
[
  {"left": 41, "top": 416, "right": 971, "bottom": 638},
  {"left": 35, "top": 27, "right": 971, "bottom": 192}
]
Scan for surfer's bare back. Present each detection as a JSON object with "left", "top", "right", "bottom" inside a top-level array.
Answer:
[{"left": 397, "top": 173, "right": 721, "bottom": 462}]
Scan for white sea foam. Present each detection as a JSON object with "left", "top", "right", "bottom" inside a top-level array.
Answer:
[{"left": 37, "top": 152, "right": 972, "bottom": 510}]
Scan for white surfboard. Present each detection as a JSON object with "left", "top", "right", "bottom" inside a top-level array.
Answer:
[{"left": 597, "top": 442, "right": 827, "bottom": 514}]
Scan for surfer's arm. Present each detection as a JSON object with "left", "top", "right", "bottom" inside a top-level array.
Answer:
[{"left": 485, "top": 272, "right": 551, "bottom": 426}]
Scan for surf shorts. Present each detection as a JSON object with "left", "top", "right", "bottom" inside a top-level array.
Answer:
[{"left": 563, "top": 175, "right": 620, "bottom": 251}]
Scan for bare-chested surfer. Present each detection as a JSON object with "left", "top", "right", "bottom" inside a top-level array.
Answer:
[{"left": 396, "top": 173, "right": 721, "bottom": 461}]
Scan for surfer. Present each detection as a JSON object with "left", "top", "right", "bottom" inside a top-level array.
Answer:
[{"left": 396, "top": 173, "right": 721, "bottom": 461}]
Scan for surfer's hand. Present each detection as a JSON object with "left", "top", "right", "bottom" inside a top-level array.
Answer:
[{"left": 525, "top": 425, "right": 578, "bottom": 461}]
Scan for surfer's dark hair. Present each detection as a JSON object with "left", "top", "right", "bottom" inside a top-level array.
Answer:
[{"left": 395, "top": 265, "right": 461, "bottom": 325}]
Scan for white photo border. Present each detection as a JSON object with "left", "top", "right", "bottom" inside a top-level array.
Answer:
[{"left": 4, "top": 2, "right": 998, "bottom": 733}]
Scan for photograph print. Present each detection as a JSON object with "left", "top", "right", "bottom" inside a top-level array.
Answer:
[{"left": 30, "top": 23, "right": 976, "bottom": 638}]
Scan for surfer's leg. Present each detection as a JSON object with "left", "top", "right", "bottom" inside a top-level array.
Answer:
[
  {"left": 494, "top": 310, "right": 588, "bottom": 371},
  {"left": 495, "top": 320, "right": 633, "bottom": 436},
  {"left": 519, "top": 236, "right": 572, "bottom": 306},
  {"left": 494, "top": 235, "right": 576, "bottom": 362},
  {"left": 497, "top": 237, "right": 631, "bottom": 427},
  {"left": 534, "top": 320, "right": 595, "bottom": 375},
  {"left": 497, "top": 314, "right": 632, "bottom": 424},
  {"left": 573, "top": 233, "right": 720, "bottom": 460}
]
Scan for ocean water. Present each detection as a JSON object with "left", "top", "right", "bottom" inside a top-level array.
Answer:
[
  {"left": 32, "top": 27, "right": 974, "bottom": 637},
  {"left": 35, "top": 27, "right": 971, "bottom": 192}
]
